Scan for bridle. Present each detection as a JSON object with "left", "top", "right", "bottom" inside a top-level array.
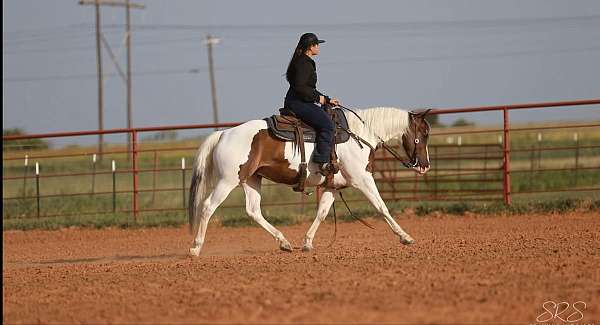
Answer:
[
  {"left": 322, "top": 105, "right": 427, "bottom": 238},
  {"left": 337, "top": 105, "right": 424, "bottom": 169}
]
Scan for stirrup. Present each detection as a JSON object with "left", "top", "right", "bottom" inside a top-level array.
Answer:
[{"left": 318, "top": 162, "right": 339, "bottom": 176}]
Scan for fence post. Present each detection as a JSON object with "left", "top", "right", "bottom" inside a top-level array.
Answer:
[
  {"left": 112, "top": 160, "right": 116, "bottom": 213},
  {"left": 91, "top": 153, "right": 97, "bottom": 194},
  {"left": 502, "top": 108, "right": 512, "bottom": 205},
  {"left": 181, "top": 157, "right": 186, "bottom": 208},
  {"left": 132, "top": 130, "right": 139, "bottom": 221},
  {"left": 35, "top": 162, "right": 40, "bottom": 218},
  {"left": 152, "top": 150, "right": 158, "bottom": 204},
  {"left": 457, "top": 136, "right": 462, "bottom": 186},
  {"left": 433, "top": 146, "right": 438, "bottom": 199},
  {"left": 483, "top": 144, "right": 489, "bottom": 181},
  {"left": 574, "top": 133, "right": 579, "bottom": 186},
  {"left": 529, "top": 144, "right": 535, "bottom": 188},
  {"left": 537, "top": 133, "right": 542, "bottom": 170},
  {"left": 22, "top": 155, "right": 28, "bottom": 196}
]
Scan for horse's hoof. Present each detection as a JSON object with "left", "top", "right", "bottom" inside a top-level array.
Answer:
[
  {"left": 189, "top": 247, "right": 201, "bottom": 256},
  {"left": 302, "top": 244, "right": 313, "bottom": 252},
  {"left": 400, "top": 236, "right": 415, "bottom": 245},
  {"left": 279, "top": 241, "right": 293, "bottom": 252}
]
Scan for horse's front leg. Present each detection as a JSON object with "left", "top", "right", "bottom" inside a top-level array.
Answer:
[
  {"left": 302, "top": 189, "right": 336, "bottom": 251},
  {"left": 353, "top": 173, "right": 414, "bottom": 245}
]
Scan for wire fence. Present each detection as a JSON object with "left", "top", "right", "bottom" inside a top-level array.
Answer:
[{"left": 3, "top": 99, "right": 600, "bottom": 221}]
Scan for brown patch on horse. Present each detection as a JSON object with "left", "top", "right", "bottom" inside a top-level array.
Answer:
[
  {"left": 238, "top": 130, "right": 299, "bottom": 185},
  {"left": 365, "top": 149, "right": 376, "bottom": 173}
]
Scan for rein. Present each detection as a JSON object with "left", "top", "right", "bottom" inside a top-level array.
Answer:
[
  {"left": 337, "top": 105, "right": 419, "bottom": 169},
  {"left": 323, "top": 105, "right": 419, "bottom": 244}
]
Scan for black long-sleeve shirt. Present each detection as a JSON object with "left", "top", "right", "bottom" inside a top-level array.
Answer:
[{"left": 285, "top": 54, "right": 326, "bottom": 103}]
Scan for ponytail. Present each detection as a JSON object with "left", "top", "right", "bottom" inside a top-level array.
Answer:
[{"left": 285, "top": 42, "right": 309, "bottom": 83}]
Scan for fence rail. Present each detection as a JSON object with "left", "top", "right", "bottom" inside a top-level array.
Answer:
[{"left": 3, "top": 98, "right": 600, "bottom": 221}]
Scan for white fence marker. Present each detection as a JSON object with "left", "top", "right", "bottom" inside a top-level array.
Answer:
[
  {"left": 25, "top": 155, "right": 29, "bottom": 166},
  {"left": 35, "top": 162, "right": 39, "bottom": 175},
  {"left": 181, "top": 157, "right": 186, "bottom": 170},
  {"left": 112, "top": 160, "right": 116, "bottom": 172}
]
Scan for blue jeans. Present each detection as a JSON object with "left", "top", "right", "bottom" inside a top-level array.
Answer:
[{"left": 284, "top": 97, "right": 334, "bottom": 163}]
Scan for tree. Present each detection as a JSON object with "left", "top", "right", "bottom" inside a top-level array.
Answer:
[
  {"left": 451, "top": 118, "right": 475, "bottom": 127},
  {"left": 3, "top": 128, "right": 50, "bottom": 151},
  {"left": 424, "top": 114, "right": 442, "bottom": 127}
]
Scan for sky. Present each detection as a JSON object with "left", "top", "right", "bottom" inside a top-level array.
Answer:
[{"left": 3, "top": 0, "right": 600, "bottom": 143}]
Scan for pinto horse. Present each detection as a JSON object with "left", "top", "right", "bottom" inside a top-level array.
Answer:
[{"left": 188, "top": 107, "right": 431, "bottom": 256}]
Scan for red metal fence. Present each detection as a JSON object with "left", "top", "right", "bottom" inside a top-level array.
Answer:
[{"left": 3, "top": 99, "right": 600, "bottom": 220}]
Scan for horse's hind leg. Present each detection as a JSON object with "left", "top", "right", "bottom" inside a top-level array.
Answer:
[
  {"left": 354, "top": 173, "right": 414, "bottom": 245},
  {"left": 302, "top": 189, "right": 335, "bottom": 251},
  {"left": 242, "top": 176, "right": 293, "bottom": 252},
  {"left": 190, "top": 180, "right": 237, "bottom": 256}
]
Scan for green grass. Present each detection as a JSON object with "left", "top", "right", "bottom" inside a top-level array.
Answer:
[
  {"left": 412, "top": 198, "right": 599, "bottom": 217},
  {"left": 3, "top": 121, "right": 599, "bottom": 230},
  {"left": 4, "top": 198, "right": 599, "bottom": 231},
  {"left": 3, "top": 212, "right": 187, "bottom": 231}
]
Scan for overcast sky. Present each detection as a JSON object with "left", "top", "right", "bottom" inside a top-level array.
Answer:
[{"left": 3, "top": 0, "right": 600, "bottom": 140}]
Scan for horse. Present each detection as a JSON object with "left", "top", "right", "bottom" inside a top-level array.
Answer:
[{"left": 188, "top": 107, "right": 432, "bottom": 256}]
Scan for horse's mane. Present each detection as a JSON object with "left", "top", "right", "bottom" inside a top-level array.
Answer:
[{"left": 345, "top": 107, "right": 410, "bottom": 147}]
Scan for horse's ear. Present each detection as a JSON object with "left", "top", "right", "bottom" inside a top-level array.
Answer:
[{"left": 410, "top": 108, "right": 432, "bottom": 117}]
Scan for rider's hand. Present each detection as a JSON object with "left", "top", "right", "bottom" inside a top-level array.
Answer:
[
  {"left": 319, "top": 95, "right": 326, "bottom": 105},
  {"left": 329, "top": 98, "right": 341, "bottom": 106}
]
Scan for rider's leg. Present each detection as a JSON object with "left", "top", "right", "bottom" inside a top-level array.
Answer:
[
  {"left": 285, "top": 99, "right": 334, "bottom": 164},
  {"left": 242, "top": 175, "right": 293, "bottom": 252}
]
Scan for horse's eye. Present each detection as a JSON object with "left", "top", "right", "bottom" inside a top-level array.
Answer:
[{"left": 414, "top": 139, "right": 420, "bottom": 144}]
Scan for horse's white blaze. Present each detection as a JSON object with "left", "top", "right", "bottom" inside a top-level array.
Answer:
[{"left": 189, "top": 107, "right": 426, "bottom": 255}]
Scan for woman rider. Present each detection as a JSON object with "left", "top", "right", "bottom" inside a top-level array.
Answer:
[{"left": 284, "top": 33, "right": 341, "bottom": 174}]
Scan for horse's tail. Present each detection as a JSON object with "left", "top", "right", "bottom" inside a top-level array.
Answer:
[{"left": 188, "top": 130, "right": 223, "bottom": 235}]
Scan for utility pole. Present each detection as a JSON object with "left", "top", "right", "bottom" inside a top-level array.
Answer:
[
  {"left": 125, "top": 0, "right": 134, "bottom": 158},
  {"left": 92, "top": 0, "right": 104, "bottom": 159},
  {"left": 206, "top": 35, "right": 220, "bottom": 129},
  {"left": 79, "top": 0, "right": 145, "bottom": 160}
]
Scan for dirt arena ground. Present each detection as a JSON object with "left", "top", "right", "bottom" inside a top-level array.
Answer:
[{"left": 3, "top": 211, "right": 600, "bottom": 324}]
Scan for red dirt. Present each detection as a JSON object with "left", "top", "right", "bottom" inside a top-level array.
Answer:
[{"left": 3, "top": 212, "right": 600, "bottom": 324}]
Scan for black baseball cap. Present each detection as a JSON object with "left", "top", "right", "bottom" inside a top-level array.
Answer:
[{"left": 299, "top": 33, "right": 325, "bottom": 47}]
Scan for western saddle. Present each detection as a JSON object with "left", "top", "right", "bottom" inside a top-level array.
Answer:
[{"left": 264, "top": 106, "right": 350, "bottom": 193}]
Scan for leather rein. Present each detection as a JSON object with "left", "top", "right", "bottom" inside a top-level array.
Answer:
[
  {"left": 337, "top": 105, "right": 420, "bottom": 169},
  {"left": 323, "top": 104, "right": 422, "bottom": 245}
]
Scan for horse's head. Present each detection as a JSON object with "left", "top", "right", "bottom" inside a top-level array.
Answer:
[{"left": 402, "top": 109, "right": 432, "bottom": 175}]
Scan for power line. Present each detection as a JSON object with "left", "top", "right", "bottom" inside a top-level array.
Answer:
[
  {"left": 78, "top": 0, "right": 145, "bottom": 159},
  {"left": 5, "top": 45, "right": 600, "bottom": 84},
  {"left": 6, "top": 14, "right": 600, "bottom": 45}
]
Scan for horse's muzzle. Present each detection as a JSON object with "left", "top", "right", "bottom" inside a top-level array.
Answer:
[{"left": 413, "top": 161, "right": 430, "bottom": 175}]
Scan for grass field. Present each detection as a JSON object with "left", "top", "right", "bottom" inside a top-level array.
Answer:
[{"left": 3, "top": 120, "right": 599, "bottom": 229}]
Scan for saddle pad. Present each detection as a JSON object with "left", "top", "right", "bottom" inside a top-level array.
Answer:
[{"left": 264, "top": 110, "right": 350, "bottom": 144}]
